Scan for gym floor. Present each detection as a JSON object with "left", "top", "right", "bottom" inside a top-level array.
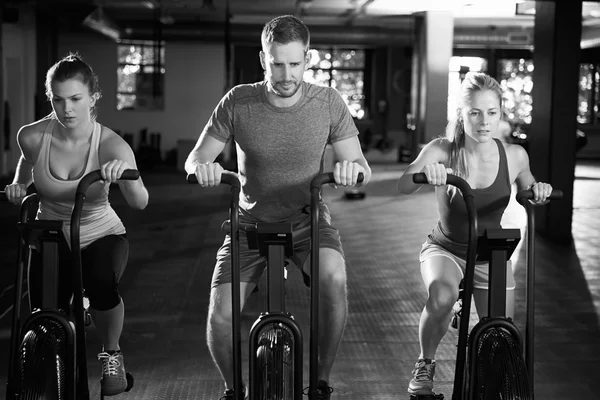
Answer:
[{"left": 0, "top": 160, "right": 598, "bottom": 400}]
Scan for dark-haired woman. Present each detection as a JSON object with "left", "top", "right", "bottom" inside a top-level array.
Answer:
[
  {"left": 4, "top": 53, "right": 148, "bottom": 395},
  {"left": 396, "top": 72, "right": 552, "bottom": 397}
]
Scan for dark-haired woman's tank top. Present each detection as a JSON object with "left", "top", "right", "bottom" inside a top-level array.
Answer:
[
  {"left": 426, "top": 138, "right": 511, "bottom": 260},
  {"left": 32, "top": 119, "right": 125, "bottom": 249}
]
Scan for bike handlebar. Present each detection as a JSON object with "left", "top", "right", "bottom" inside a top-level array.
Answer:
[
  {"left": 186, "top": 170, "right": 241, "bottom": 189},
  {"left": 516, "top": 189, "right": 563, "bottom": 204},
  {"left": 76, "top": 169, "right": 140, "bottom": 196},
  {"left": 412, "top": 172, "right": 474, "bottom": 199},
  {"left": 310, "top": 172, "right": 364, "bottom": 189},
  {"left": 186, "top": 171, "right": 363, "bottom": 190}
]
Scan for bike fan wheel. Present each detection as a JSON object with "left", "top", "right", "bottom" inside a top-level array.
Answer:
[
  {"left": 18, "top": 317, "right": 69, "bottom": 400},
  {"left": 474, "top": 327, "right": 531, "bottom": 400},
  {"left": 255, "top": 323, "right": 296, "bottom": 400}
]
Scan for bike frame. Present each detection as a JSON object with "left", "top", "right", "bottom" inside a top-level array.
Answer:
[
  {"left": 412, "top": 173, "right": 478, "bottom": 400},
  {"left": 2, "top": 169, "right": 139, "bottom": 400},
  {"left": 516, "top": 189, "right": 562, "bottom": 399},
  {"left": 71, "top": 169, "right": 140, "bottom": 398},
  {"left": 187, "top": 171, "right": 362, "bottom": 400}
]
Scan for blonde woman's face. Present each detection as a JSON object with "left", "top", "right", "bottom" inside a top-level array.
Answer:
[{"left": 461, "top": 90, "right": 501, "bottom": 143}]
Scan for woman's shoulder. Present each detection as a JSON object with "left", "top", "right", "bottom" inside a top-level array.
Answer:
[
  {"left": 423, "top": 137, "right": 452, "bottom": 156},
  {"left": 18, "top": 117, "right": 52, "bottom": 137},
  {"left": 97, "top": 123, "right": 134, "bottom": 160},
  {"left": 501, "top": 141, "right": 529, "bottom": 162},
  {"left": 17, "top": 117, "right": 53, "bottom": 153},
  {"left": 98, "top": 123, "right": 120, "bottom": 142}
]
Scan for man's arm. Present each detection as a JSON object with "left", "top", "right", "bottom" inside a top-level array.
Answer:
[
  {"left": 331, "top": 136, "right": 371, "bottom": 186},
  {"left": 184, "top": 132, "right": 227, "bottom": 175}
]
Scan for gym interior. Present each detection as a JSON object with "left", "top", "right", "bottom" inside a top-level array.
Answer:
[{"left": 0, "top": 0, "right": 599, "bottom": 399}]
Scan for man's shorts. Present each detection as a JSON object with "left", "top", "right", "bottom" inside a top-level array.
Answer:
[
  {"left": 211, "top": 202, "right": 344, "bottom": 288},
  {"left": 419, "top": 242, "right": 516, "bottom": 290}
]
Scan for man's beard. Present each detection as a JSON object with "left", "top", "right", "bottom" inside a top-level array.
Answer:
[{"left": 271, "top": 80, "right": 301, "bottom": 98}]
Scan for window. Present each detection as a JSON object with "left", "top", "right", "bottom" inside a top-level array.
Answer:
[
  {"left": 117, "top": 41, "right": 165, "bottom": 111},
  {"left": 578, "top": 63, "right": 598, "bottom": 125},
  {"left": 498, "top": 58, "right": 534, "bottom": 126},
  {"left": 304, "top": 48, "right": 366, "bottom": 119}
]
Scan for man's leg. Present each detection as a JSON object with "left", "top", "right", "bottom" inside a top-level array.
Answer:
[
  {"left": 314, "top": 247, "right": 347, "bottom": 382},
  {"left": 206, "top": 281, "right": 256, "bottom": 390}
]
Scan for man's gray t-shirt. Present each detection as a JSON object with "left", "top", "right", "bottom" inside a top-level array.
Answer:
[{"left": 203, "top": 81, "right": 359, "bottom": 222}]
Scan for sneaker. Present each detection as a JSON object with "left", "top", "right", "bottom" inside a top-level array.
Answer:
[
  {"left": 98, "top": 350, "right": 128, "bottom": 396},
  {"left": 220, "top": 385, "right": 248, "bottom": 400},
  {"left": 408, "top": 358, "right": 436, "bottom": 395},
  {"left": 303, "top": 380, "right": 334, "bottom": 400}
]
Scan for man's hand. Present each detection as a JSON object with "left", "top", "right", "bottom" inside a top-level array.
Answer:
[
  {"left": 193, "top": 162, "right": 223, "bottom": 187},
  {"left": 333, "top": 160, "right": 365, "bottom": 187}
]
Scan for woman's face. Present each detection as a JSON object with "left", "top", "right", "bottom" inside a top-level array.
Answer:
[
  {"left": 50, "top": 77, "right": 96, "bottom": 130},
  {"left": 461, "top": 89, "right": 502, "bottom": 144}
]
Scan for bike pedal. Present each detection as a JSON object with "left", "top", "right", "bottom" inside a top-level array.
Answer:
[
  {"left": 409, "top": 393, "right": 444, "bottom": 399},
  {"left": 84, "top": 311, "right": 92, "bottom": 327}
]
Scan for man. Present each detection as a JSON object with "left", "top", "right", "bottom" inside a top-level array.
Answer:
[{"left": 185, "top": 14, "right": 371, "bottom": 400}]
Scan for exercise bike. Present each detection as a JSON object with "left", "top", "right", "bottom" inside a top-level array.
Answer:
[
  {"left": 187, "top": 170, "right": 362, "bottom": 400},
  {"left": 2, "top": 169, "right": 138, "bottom": 400},
  {"left": 411, "top": 173, "right": 561, "bottom": 400}
]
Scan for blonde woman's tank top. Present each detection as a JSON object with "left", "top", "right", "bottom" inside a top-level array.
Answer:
[{"left": 33, "top": 119, "right": 126, "bottom": 249}]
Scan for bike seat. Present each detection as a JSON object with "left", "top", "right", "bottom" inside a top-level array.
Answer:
[
  {"left": 476, "top": 228, "right": 521, "bottom": 262},
  {"left": 17, "top": 220, "right": 65, "bottom": 251}
]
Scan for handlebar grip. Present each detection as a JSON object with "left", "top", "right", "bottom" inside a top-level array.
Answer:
[
  {"left": 0, "top": 191, "right": 6, "bottom": 202},
  {"left": 76, "top": 169, "right": 140, "bottom": 196},
  {"left": 310, "top": 172, "right": 364, "bottom": 189},
  {"left": 186, "top": 170, "right": 241, "bottom": 189},
  {"left": 516, "top": 189, "right": 563, "bottom": 204},
  {"left": 412, "top": 173, "right": 428, "bottom": 184},
  {"left": 412, "top": 172, "right": 474, "bottom": 198},
  {"left": 120, "top": 170, "right": 140, "bottom": 181}
]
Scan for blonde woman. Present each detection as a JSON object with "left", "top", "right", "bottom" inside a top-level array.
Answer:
[{"left": 397, "top": 72, "right": 552, "bottom": 397}]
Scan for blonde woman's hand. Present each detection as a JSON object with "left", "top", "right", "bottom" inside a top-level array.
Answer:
[
  {"left": 421, "top": 163, "right": 453, "bottom": 186},
  {"left": 529, "top": 182, "right": 553, "bottom": 205}
]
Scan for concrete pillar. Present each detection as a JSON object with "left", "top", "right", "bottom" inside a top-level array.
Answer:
[
  {"left": 35, "top": 8, "right": 58, "bottom": 119},
  {"left": 529, "top": 0, "right": 582, "bottom": 243},
  {"left": 412, "top": 11, "right": 454, "bottom": 145},
  {"left": 0, "top": 0, "right": 5, "bottom": 177}
]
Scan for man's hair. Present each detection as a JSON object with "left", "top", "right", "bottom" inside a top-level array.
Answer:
[{"left": 261, "top": 15, "right": 310, "bottom": 52}]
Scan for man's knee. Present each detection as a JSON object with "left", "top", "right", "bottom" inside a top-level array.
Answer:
[{"left": 318, "top": 248, "right": 346, "bottom": 289}]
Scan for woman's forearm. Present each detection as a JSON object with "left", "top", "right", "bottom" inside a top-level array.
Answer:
[{"left": 118, "top": 178, "right": 149, "bottom": 210}]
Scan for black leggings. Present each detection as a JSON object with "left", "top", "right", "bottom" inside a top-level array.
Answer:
[{"left": 28, "top": 234, "right": 129, "bottom": 311}]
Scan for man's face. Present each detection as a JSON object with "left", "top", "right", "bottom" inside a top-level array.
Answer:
[{"left": 260, "top": 40, "right": 309, "bottom": 98}]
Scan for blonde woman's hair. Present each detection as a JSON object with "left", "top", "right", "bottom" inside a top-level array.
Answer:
[{"left": 445, "top": 72, "right": 503, "bottom": 179}]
